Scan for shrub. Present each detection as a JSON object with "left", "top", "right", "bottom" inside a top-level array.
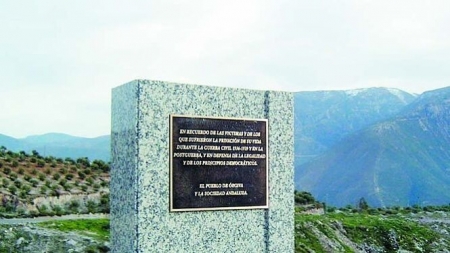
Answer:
[
  {"left": 14, "top": 179, "right": 22, "bottom": 188},
  {"left": 92, "top": 160, "right": 110, "bottom": 173},
  {"left": 8, "top": 185, "right": 18, "bottom": 195},
  {"left": 31, "top": 168, "right": 38, "bottom": 175},
  {"left": 30, "top": 179, "right": 39, "bottom": 187},
  {"left": 29, "top": 210, "right": 39, "bottom": 217},
  {"left": 44, "top": 156, "right": 54, "bottom": 163},
  {"left": 99, "top": 193, "right": 110, "bottom": 213},
  {"left": 17, "top": 208, "right": 27, "bottom": 217},
  {"left": 19, "top": 190, "right": 28, "bottom": 199},
  {"left": 31, "top": 150, "right": 40, "bottom": 157},
  {"left": 93, "top": 183, "right": 101, "bottom": 192},
  {"left": 78, "top": 171, "right": 86, "bottom": 180},
  {"left": 12, "top": 161, "right": 19, "bottom": 168},
  {"left": 65, "top": 157, "right": 75, "bottom": 164},
  {"left": 91, "top": 163, "right": 99, "bottom": 171},
  {"left": 37, "top": 159, "right": 46, "bottom": 167},
  {"left": 24, "top": 174, "right": 32, "bottom": 182},
  {"left": 40, "top": 186, "right": 48, "bottom": 195},
  {"left": 53, "top": 172, "right": 61, "bottom": 180},
  {"left": 2, "top": 178, "right": 10, "bottom": 187},
  {"left": 63, "top": 183, "right": 72, "bottom": 191},
  {"left": 67, "top": 200, "right": 80, "bottom": 213},
  {"left": 76, "top": 157, "right": 90, "bottom": 167},
  {"left": 52, "top": 205, "right": 65, "bottom": 216},
  {"left": 102, "top": 163, "right": 110, "bottom": 173},
  {"left": 9, "top": 172, "right": 18, "bottom": 181},
  {"left": 86, "top": 177, "right": 94, "bottom": 186},
  {"left": 65, "top": 173, "right": 74, "bottom": 180},
  {"left": 37, "top": 204, "right": 50, "bottom": 216},
  {"left": 86, "top": 200, "right": 98, "bottom": 213},
  {"left": 38, "top": 173, "right": 46, "bottom": 181},
  {"left": 59, "top": 178, "right": 67, "bottom": 187},
  {"left": 21, "top": 184, "right": 31, "bottom": 193},
  {"left": 294, "top": 191, "right": 317, "bottom": 205},
  {"left": 3, "top": 167, "right": 11, "bottom": 175},
  {"left": 51, "top": 189, "right": 60, "bottom": 197}
]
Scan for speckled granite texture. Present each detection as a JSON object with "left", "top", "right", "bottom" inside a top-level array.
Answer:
[{"left": 111, "top": 80, "right": 294, "bottom": 253}]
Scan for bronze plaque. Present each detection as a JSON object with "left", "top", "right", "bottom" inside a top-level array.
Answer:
[{"left": 170, "top": 115, "right": 269, "bottom": 212}]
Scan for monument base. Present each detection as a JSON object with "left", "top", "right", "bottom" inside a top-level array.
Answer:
[{"left": 111, "top": 80, "right": 294, "bottom": 252}]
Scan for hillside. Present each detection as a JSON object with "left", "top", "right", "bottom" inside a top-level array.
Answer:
[
  {"left": 294, "top": 88, "right": 416, "bottom": 165},
  {"left": 296, "top": 87, "right": 450, "bottom": 207},
  {"left": 0, "top": 147, "right": 110, "bottom": 217},
  {"left": 295, "top": 210, "right": 450, "bottom": 252},
  {"left": 0, "top": 133, "right": 110, "bottom": 162}
]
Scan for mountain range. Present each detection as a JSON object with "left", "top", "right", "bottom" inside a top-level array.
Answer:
[
  {"left": 295, "top": 86, "right": 450, "bottom": 207},
  {"left": 1, "top": 86, "right": 449, "bottom": 207},
  {"left": 294, "top": 87, "right": 417, "bottom": 165},
  {"left": 0, "top": 133, "right": 110, "bottom": 162}
]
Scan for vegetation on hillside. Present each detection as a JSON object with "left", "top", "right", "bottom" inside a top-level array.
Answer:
[
  {"left": 0, "top": 220, "right": 110, "bottom": 253},
  {"left": 295, "top": 212, "right": 450, "bottom": 252},
  {"left": 294, "top": 192, "right": 450, "bottom": 252},
  {"left": 0, "top": 146, "right": 110, "bottom": 218},
  {"left": 1, "top": 145, "right": 450, "bottom": 252}
]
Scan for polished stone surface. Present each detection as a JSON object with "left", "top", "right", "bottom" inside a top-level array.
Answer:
[{"left": 111, "top": 80, "right": 294, "bottom": 252}]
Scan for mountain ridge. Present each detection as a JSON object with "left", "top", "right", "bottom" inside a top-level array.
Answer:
[
  {"left": 0, "top": 133, "right": 110, "bottom": 161},
  {"left": 2, "top": 86, "right": 449, "bottom": 208},
  {"left": 296, "top": 86, "right": 450, "bottom": 207},
  {"left": 294, "top": 87, "right": 416, "bottom": 165}
]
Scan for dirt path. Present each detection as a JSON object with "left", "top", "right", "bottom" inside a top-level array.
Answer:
[{"left": 0, "top": 213, "right": 109, "bottom": 224}]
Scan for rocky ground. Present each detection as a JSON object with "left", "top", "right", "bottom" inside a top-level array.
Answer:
[{"left": 0, "top": 215, "right": 109, "bottom": 253}]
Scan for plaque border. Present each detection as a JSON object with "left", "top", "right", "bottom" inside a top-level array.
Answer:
[{"left": 169, "top": 114, "right": 269, "bottom": 212}]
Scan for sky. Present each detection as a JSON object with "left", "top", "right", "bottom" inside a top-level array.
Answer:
[{"left": 1, "top": 0, "right": 450, "bottom": 138}]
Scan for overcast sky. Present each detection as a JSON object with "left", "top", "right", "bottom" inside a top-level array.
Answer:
[{"left": 1, "top": 1, "right": 450, "bottom": 138}]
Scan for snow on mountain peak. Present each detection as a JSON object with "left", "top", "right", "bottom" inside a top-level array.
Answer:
[
  {"left": 386, "top": 88, "right": 413, "bottom": 104},
  {"left": 344, "top": 88, "right": 368, "bottom": 96}
]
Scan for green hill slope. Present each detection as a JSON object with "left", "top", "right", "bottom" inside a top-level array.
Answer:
[{"left": 0, "top": 147, "right": 110, "bottom": 217}]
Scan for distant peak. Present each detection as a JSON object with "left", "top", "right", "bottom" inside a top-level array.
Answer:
[
  {"left": 344, "top": 88, "right": 369, "bottom": 96},
  {"left": 343, "top": 87, "right": 414, "bottom": 103},
  {"left": 385, "top": 88, "right": 415, "bottom": 104}
]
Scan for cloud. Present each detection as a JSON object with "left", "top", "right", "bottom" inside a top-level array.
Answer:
[{"left": 1, "top": 0, "right": 450, "bottom": 137}]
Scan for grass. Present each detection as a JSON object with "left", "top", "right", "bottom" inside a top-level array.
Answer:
[{"left": 37, "top": 218, "right": 110, "bottom": 242}]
